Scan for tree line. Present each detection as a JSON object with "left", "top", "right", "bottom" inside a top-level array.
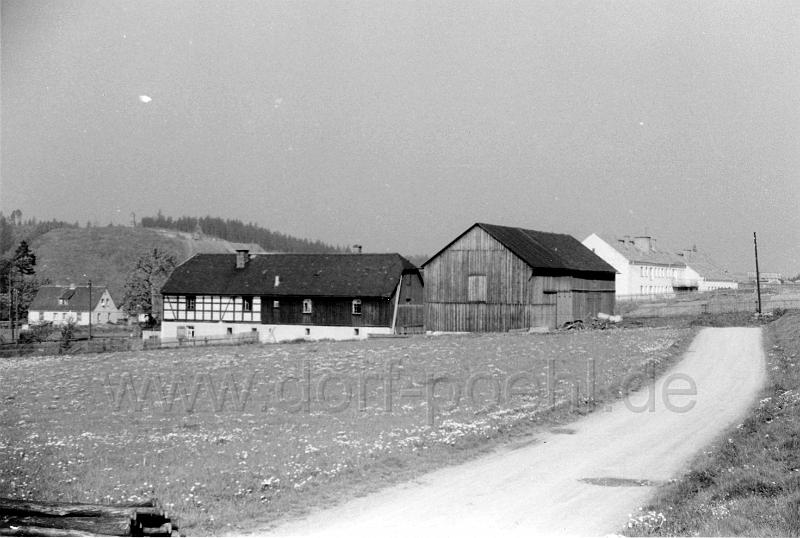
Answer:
[
  {"left": 140, "top": 212, "right": 345, "bottom": 253},
  {"left": 0, "top": 210, "right": 78, "bottom": 257}
]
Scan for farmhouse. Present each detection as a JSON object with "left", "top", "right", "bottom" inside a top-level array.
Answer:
[
  {"left": 423, "top": 223, "right": 616, "bottom": 332},
  {"left": 160, "top": 250, "right": 423, "bottom": 342},
  {"left": 27, "top": 285, "right": 123, "bottom": 326}
]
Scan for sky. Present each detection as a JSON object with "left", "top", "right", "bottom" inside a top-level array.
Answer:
[{"left": 1, "top": 0, "right": 798, "bottom": 275}]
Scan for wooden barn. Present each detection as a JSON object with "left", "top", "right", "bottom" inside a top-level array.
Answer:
[
  {"left": 423, "top": 223, "right": 617, "bottom": 332},
  {"left": 160, "top": 250, "right": 423, "bottom": 342}
]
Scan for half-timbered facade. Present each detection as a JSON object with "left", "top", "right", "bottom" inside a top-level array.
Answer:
[
  {"left": 160, "top": 251, "right": 423, "bottom": 342},
  {"left": 423, "top": 223, "right": 617, "bottom": 332}
]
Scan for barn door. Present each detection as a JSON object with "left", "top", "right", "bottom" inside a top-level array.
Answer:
[{"left": 556, "top": 291, "right": 572, "bottom": 327}]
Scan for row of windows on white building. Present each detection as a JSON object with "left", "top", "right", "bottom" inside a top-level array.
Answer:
[
  {"left": 38, "top": 311, "right": 107, "bottom": 322},
  {"left": 638, "top": 265, "right": 679, "bottom": 279}
]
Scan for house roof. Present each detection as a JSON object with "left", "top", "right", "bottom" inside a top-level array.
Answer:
[
  {"left": 677, "top": 250, "right": 736, "bottom": 282},
  {"left": 29, "top": 286, "right": 108, "bottom": 312},
  {"left": 160, "top": 253, "right": 420, "bottom": 298},
  {"left": 424, "top": 223, "right": 616, "bottom": 277},
  {"left": 594, "top": 234, "right": 686, "bottom": 267}
]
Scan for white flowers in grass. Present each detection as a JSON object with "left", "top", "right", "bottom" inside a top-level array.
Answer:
[{"left": 626, "top": 510, "right": 666, "bottom": 531}]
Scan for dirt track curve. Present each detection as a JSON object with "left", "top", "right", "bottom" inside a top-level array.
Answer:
[{"left": 261, "top": 327, "right": 766, "bottom": 537}]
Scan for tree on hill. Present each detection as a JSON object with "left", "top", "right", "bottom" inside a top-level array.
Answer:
[
  {"left": 13, "top": 241, "right": 36, "bottom": 276},
  {"left": 121, "top": 248, "right": 177, "bottom": 324}
]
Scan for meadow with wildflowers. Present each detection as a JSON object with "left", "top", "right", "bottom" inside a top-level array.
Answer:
[{"left": 0, "top": 327, "right": 693, "bottom": 534}]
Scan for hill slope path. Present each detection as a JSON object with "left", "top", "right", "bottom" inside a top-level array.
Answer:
[{"left": 260, "top": 327, "right": 766, "bottom": 537}]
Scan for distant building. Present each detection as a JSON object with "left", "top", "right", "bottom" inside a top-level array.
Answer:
[
  {"left": 583, "top": 234, "right": 738, "bottom": 296},
  {"left": 746, "top": 271, "right": 784, "bottom": 284},
  {"left": 27, "top": 285, "right": 123, "bottom": 326},
  {"left": 159, "top": 250, "right": 424, "bottom": 342},
  {"left": 677, "top": 248, "right": 738, "bottom": 291},
  {"left": 423, "top": 223, "right": 616, "bottom": 331},
  {"left": 582, "top": 234, "right": 686, "bottom": 296}
]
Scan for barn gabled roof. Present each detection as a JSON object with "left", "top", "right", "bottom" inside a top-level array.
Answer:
[
  {"left": 160, "top": 253, "right": 419, "bottom": 298},
  {"left": 424, "top": 223, "right": 617, "bottom": 277}
]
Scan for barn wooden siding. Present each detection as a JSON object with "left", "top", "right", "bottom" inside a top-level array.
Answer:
[
  {"left": 395, "top": 272, "right": 425, "bottom": 333},
  {"left": 424, "top": 226, "right": 615, "bottom": 332}
]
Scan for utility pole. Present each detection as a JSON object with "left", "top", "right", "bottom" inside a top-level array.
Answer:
[
  {"left": 88, "top": 280, "right": 93, "bottom": 340},
  {"left": 753, "top": 232, "right": 762, "bottom": 315}
]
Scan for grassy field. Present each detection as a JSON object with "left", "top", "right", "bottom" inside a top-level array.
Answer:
[
  {"left": 0, "top": 327, "right": 695, "bottom": 535},
  {"left": 623, "top": 311, "right": 800, "bottom": 536}
]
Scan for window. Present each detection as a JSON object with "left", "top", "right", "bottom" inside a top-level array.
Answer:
[
  {"left": 186, "top": 325, "right": 195, "bottom": 338},
  {"left": 77, "top": 312, "right": 82, "bottom": 322},
  {"left": 226, "top": 327, "right": 233, "bottom": 335},
  {"left": 352, "top": 299, "right": 362, "bottom": 315},
  {"left": 186, "top": 295, "right": 196, "bottom": 311},
  {"left": 302, "top": 299, "right": 313, "bottom": 314},
  {"left": 62, "top": 313, "right": 67, "bottom": 320},
  {"left": 305, "top": 328, "right": 311, "bottom": 336},
  {"left": 273, "top": 300, "right": 280, "bottom": 309},
  {"left": 354, "top": 328, "right": 360, "bottom": 336},
  {"left": 242, "top": 296, "right": 253, "bottom": 312},
  {"left": 38, "top": 312, "right": 44, "bottom": 321},
  {"left": 468, "top": 275, "right": 487, "bottom": 302}
]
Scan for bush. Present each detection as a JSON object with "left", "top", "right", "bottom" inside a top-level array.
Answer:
[
  {"left": 19, "top": 322, "right": 55, "bottom": 343},
  {"left": 59, "top": 320, "right": 77, "bottom": 352}
]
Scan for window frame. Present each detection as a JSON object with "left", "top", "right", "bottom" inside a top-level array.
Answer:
[
  {"left": 352, "top": 299, "right": 362, "bottom": 315},
  {"left": 302, "top": 299, "right": 313, "bottom": 314},
  {"left": 186, "top": 295, "right": 197, "bottom": 311}
]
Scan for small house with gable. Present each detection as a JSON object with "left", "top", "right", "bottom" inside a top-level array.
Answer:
[{"left": 27, "top": 285, "right": 123, "bottom": 326}]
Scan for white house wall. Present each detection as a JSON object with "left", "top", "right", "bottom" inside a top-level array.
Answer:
[
  {"left": 160, "top": 320, "right": 392, "bottom": 343},
  {"left": 582, "top": 234, "right": 629, "bottom": 295},
  {"left": 698, "top": 280, "right": 739, "bottom": 292},
  {"left": 629, "top": 263, "right": 682, "bottom": 295}
]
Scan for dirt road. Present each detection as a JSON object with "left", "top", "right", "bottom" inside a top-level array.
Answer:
[{"left": 264, "top": 328, "right": 766, "bottom": 536}]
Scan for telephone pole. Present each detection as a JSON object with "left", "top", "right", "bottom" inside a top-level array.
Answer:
[{"left": 753, "top": 232, "right": 762, "bottom": 315}]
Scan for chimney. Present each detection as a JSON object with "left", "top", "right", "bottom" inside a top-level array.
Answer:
[
  {"left": 235, "top": 249, "right": 249, "bottom": 269},
  {"left": 633, "top": 236, "right": 652, "bottom": 252}
]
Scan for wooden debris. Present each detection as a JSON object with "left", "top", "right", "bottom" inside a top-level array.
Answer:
[{"left": 0, "top": 498, "right": 177, "bottom": 537}]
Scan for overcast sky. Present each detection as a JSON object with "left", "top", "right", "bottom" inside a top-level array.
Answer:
[{"left": 2, "top": 1, "right": 798, "bottom": 274}]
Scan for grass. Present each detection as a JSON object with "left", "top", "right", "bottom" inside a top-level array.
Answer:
[
  {"left": 0, "top": 326, "right": 695, "bottom": 535},
  {"left": 622, "top": 310, "right": 800, "bottom": 536}
]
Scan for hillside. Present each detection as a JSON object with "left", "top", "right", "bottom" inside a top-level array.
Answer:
[{"left": 28, "top": 226, "right": 291, "bottom": 300}]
